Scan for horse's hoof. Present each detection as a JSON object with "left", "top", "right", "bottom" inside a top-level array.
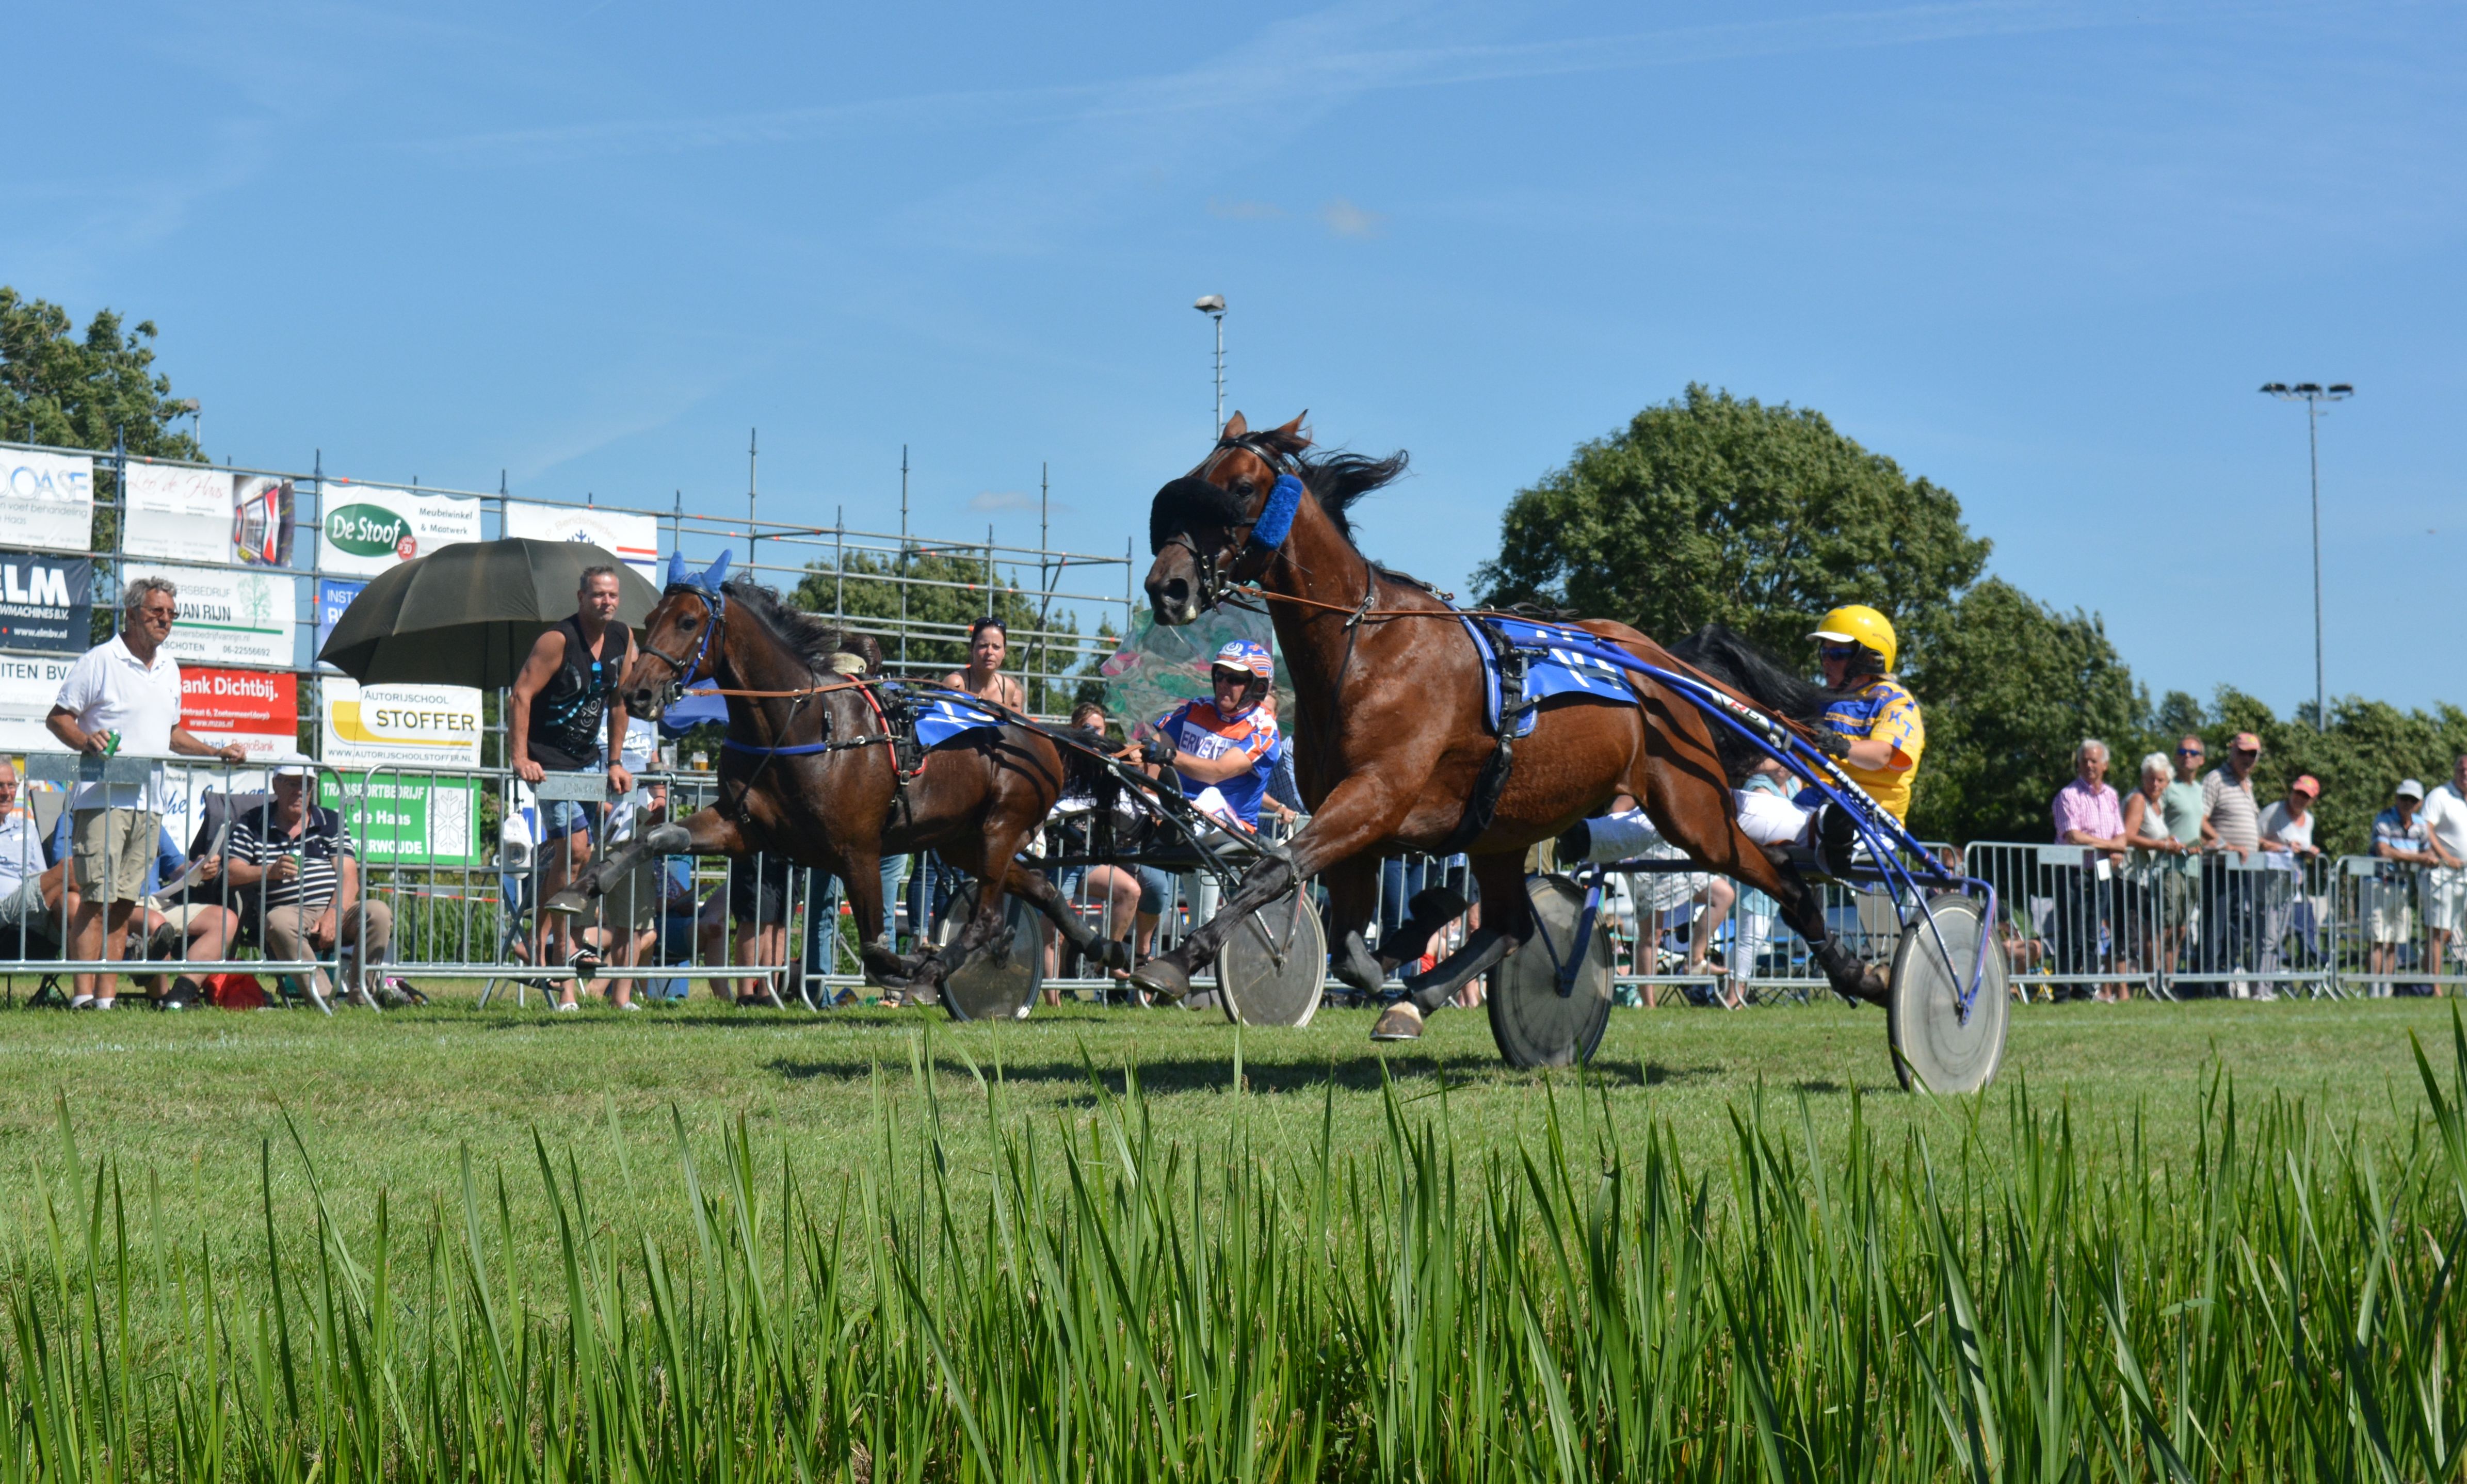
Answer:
[
  {"left": 1370, "top": 1001, "right": 1425, "bottom": 1042},
  {"left": 540, "top": 891, "right": 588, "bottom": 918},
  {"left": 1331, "top": 931, "right": 1386, "bottom": 995},
  {"left": 1129, "top": 957, "right": 1191, "bottom": 1003}
]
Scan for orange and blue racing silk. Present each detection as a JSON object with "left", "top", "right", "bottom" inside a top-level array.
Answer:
[
  {"left": 1156, "top": 699, "right": 1283, "bottom": 829},
  {"left": 1822, "top": 678, "right": 1924, "bottom": 822}
]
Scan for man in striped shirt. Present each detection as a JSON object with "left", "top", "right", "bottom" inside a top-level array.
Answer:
[{"left": 219, "top": 758, "right": 393, "bottom": 1005}]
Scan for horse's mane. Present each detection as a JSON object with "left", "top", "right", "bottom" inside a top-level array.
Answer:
[
  {"left": 1149, "top": 430, "right": 1410, "bottom": 554},
  {"left": 722, "top": 578, "right": 882, "bottom": 674},
  {"left": 1664, "top": 624, "right": 1832, "bottom": 785}
]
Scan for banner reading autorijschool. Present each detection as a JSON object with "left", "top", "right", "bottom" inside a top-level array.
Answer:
[
  {"left": 320, "top": 677, "right": 483, "bottom": 769},
  {"left": 0, "top": 450, "right": 94, "bottom": 553},
  {"left": 0, "top": 653, "right": 78, "bottom": 752},
  {"left": 0, "top": 550, "right": 92, "bottom": 654},
  {"left": 123, "top": 562, "right": 297, "bottom": 669},
  {"left": 315, "top": 485, "right": 483, "bottom": 577}
]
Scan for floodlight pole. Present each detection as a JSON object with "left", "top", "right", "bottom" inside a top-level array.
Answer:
[
  {"left": 2260, "top": 381, "right": 2353, "bottom": 731},
  {"left": 1194, "top": 295, "right": 1226, "bottom": 435}
]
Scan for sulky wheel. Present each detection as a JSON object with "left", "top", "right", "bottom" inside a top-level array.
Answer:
[
  {"left": 1487, "top": 873, "right": 1616, "bottom": 1068},
  {"left": 934, "top": 881, "right": 1045, "bottom": 1023},
  {"left": 1885, "top": 893, "right": 2010, "bottom": 1093},
  {"left": 1216, "top": 884, "right": 1326, "bottom": 1027}
]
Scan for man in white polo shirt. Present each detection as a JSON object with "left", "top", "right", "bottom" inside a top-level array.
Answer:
[
  {"left": 45, "top": 576, "right": 245, "bottom": 1009},
  {"left": 2425, "top": 753, "right": 2467, "bottom": 988}
]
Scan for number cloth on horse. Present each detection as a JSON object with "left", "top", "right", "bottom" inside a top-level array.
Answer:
[
  {"left": 913, "top": 693, "right": 1011, "bottom": 749},
  {"left": 1457, "top": 615, "right": 1642, "bottom": 736}
]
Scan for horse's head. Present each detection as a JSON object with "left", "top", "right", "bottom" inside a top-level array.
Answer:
[
  {"left": 625, "top": 550, "right": 733, "bottom": 716},
  {"left": 1143, "top": 411, "right": 1312, "bottom": 625}
]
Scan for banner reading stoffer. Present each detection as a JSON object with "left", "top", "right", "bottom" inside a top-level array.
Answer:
[
  {"left": 502, "top": 501, "right": 661, "bottom": 581},
  {"left": 320, "top": 677, "right": 482, "bottom": 769},
  {"left": 122, "top": 464, "right": 297, "bottom": 566},
  {"left": 318, "top": 771, "right": 482, "bottom": 866},
  {"left": 123, "top": 562, "right": 297, "bottom": 669},
  {"left": 179, "top": 667, "right": 298, "bottom": 761},
  {"left": 0, "top": 450, "right": 94, "bottom": 553},
  {"left": 0, "top": 550, "right": 92, "bottom": 654},
  {"left": 0, "top": 653, "right": 78, "bottom": 752},
  {"left": 315, "top": 485, "right": 482, "bottom": 576}
]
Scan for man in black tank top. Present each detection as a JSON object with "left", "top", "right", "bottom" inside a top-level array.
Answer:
[{"left": 509, "top": 566, "right": 637, "bottom": 1001}]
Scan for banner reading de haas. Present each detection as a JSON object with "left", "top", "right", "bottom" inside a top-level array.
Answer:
[
  {"left": 122, "top": 463, "right": 297, "bottom": 566},
  {"left": 0, "top": 550, "right": 93, "bottom": 654},
  {"left": 320, "top": 677, "right": 482, "bottom": 769},
  {"left": 0, "top": 450, "right": 94, "bottom": 553},
  {"left": 179, "top": 667, "right": 298, "bottom": 761},
  {"left": 316, "top": 485, "right": 482, "bottom": 576}
]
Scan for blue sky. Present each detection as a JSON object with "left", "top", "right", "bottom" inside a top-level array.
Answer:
[{"left": 9, "top": 1, "right": 2461, "bottom": 715}]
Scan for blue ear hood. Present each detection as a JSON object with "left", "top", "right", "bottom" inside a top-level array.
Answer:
[
  {"left": 1245, "top": 474, "right": 1304, "bottom": 554},
  {"left": 703, "top": 551, "right": 731, "bottom": 588},
  {"left": 665, "top": 549, "right": 689, "bottom": 587},
  {"left": 667, "top": 550, "right": 733, "bottom": 596}
]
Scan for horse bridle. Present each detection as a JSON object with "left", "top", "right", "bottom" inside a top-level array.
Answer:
[
  {"left": 639, "top": 583, "right": 727, "bottom": 710},
  {"left": 1157, "top": 433, "right": 1305, "bottom": 614}
]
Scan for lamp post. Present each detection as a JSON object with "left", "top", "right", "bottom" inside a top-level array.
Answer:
[
  {"left": 1194, "top": 295, "right": 1225, "bottom": 435},
  {"left": 2259, "top": 381, "right": 2353, "bottom": 731}
]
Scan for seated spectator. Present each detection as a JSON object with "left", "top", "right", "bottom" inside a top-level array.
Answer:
[
  {"left": 220, "top": 756, "right": 396, "bottom": 1007},
  {"left": 2052, "top": 739, "right": 2128, "bottom": 1001},
  {"left": 699, "top": 849, "right": 795, "bottom": 1006},
  {"left": 0, "top": 759, "right": 74, "bottom": 960},
  {"left": 1047, "top": 700, "right": 1151, "bottom": 999},
  {"left": 2425, "top": 755, "right": 2467, "bottom": 991},
  {"left": 136, "top": 823, "right": 241, "bottom": 1008},
  {"left": 2369, "top": 779, "right": 2459, "bottom": 995}
]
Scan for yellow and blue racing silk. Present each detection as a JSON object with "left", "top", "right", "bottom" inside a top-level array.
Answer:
[{"left": 1823, "top": 678, "right": 1923, "bottom": 822}]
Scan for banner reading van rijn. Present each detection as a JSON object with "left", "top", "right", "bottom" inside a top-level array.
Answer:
[
  {"left": 318, "top": 771, "right": 483, "bottom": 866},
  {"left": 121, "top": 562, "right": 297, "bottom": 669},
  {"left": 314, "top": 484, "right": 483, "bottom": 577},
  {"left": 0, "top": 653, "right": 78, "bottom": 752},
  {"left": 121, "top": 464, "right": 298, "bottom": 566},
  {"left": 0, "top": 550, "right": 92, "bottom": 655},
  {"left": 179, "top": 667, "right": 298, "bottom": 761},
  {"left": 0, "top": 450, "right": 94, "bottom": 554},
  {"left": 502, "top": 501, "right": 662, "bottom": 581},
  {"left": 320, "top": 677, "right": 482, "bottom": 769}
]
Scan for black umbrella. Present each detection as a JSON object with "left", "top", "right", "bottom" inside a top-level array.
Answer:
[{"left": 317, "top": 538, "right": 665, "bottom": 687}]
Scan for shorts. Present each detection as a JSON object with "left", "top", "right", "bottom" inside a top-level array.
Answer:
[
  {"left": 0, "top": 876, "right": 47, "bottom": 930},
  {"left": 539, "top": 798, "right": 597, "bottom": 844},
  {"left": 2366, "top": 879, "right": 2418, "bottom": 944},
  {"left": 72, "top": 809, "right": 160, "bottom": 904},
  {"left": 2159, "top": 869, "right": 2196, "bottom": 926},
  {"left": 726, "top": 853, "right": 797, "bottom": 925},
  {"left": 2423, "top": 867, "right": 2467, "bottom": 938}
]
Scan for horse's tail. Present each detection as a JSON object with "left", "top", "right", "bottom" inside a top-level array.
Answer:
[{"left": 1664, "top": 624, "right": 1832, "bottom": 785}]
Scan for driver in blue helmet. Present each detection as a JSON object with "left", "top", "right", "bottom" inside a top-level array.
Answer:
[{"left": 1137, "top": 639, "right": 1284, "bottom": 831}]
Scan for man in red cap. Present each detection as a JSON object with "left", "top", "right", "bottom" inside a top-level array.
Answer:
[{"left": 2198, "top": 731, "right": 2267, "bottom": 995}]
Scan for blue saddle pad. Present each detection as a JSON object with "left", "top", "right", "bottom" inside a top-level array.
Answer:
[
  {"left": 914, "top": 693, "right": 1010, "bottom": 749},
  {"left": 1460, "top": 616, "right": 1641, "bottom": 737}
]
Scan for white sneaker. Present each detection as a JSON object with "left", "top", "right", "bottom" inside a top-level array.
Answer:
[
  {"left": 69, "top": 994, "right": 95, "bottom": 1010},
  {"left": 555, "top": 1001, "right": 579, "bottom": 1013}
]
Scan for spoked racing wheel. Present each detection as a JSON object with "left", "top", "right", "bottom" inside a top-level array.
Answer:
[
  {"left": 934, "top": 881, "right": 1046, "bottom": 1022},
  {"left": 1885, "top": 893, "right": 2010, "bottom": 1093},
  {"left": 1487, "top": 873, "right": 1616, "bottom": 1068},
  {"left": 1215, "top": 885, "right": 1325, "bottom": 1027}
]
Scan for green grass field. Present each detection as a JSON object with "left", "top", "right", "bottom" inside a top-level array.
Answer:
[{"left": 4, "top": 994, "right": 2465, "bottom": 1479}]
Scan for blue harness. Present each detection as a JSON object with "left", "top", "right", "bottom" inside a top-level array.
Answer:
[{"left": 1457, "top": 615, "right": 1642, "bottom": 737}]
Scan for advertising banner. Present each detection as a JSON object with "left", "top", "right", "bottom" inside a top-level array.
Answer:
[
  {"left": 120, "top": 464, "right": 299, "bottom": 567},
  {"left": 0, "top": 653, "right": 78, "bottom": 753},
  {"left": 314, "top": 578, "right": 365, "bottom": 667},
  {"left": 0, "top": 449, "right": 94, "bottom": 553},
  {"left": 179, "top": 667, "right": 298, "bottom": 761},
  {"left": 123, "top": 562, "right": 296, "bottom": 669},
  {"left": 320, "top": 678, "right": 482, "bottom": 769},
  {"left": 315, "top": 484, "right": 482, "bottom": 576},
  {"left": 502, "top": 500, "right": 662, "bottom": 580},
  {"left": 0, "top": 550, "right": 92, "bottom": 654},
  {"left": 318, "top": 771, "right": 482, "bottom": 866}
]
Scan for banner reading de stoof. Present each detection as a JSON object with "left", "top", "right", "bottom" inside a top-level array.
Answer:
[
  {"left": 123, "top": 561, "right": 296, "bottom": 668},
  {"left": 503, "top": 500, "right": 661, "bottom": 581},
  {"left": 315, "top": 484, "right": 483, "bottom": 577},
  {"left": 0, "top": 449, "right": 94, "bottom": 553},
  {"left": 0, "top": 550, "right": 92, "bottom": 654},
  {"left": 318, "top": 771, "right": 483, "bottom": 865},
  {"left": 179, "top": 667, "right": 298, "bottom": 761},
  {"left": 320, "top": 677, "right": 482, "bottom": 769}
]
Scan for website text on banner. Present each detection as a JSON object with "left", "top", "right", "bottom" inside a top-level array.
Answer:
[
  {"left": 121, "top": 463, "right": 297, "bottom": 566},
  {"left": 0, "top": 449, "right": 93, "bottom": 554},
  {"left": 0, "top": 551, "right": 92, "bottom": 654},
  {"left": 122, "top": 561, "right": 297, "bottom": 669},
  {"left": 502, "top": 501, "right": 660, "bottom": 581},
  {"left": 315, "top": 486, "right": 482, "bottom": 576},
  {"left": 180, "top": 667, "right": 298, "bottom": 761},
  {"left": 320, "top": 678, "right": 483, "bottom": 769},
  {"left": 320, "top": 771, "right": 483, "bottom": 866}
]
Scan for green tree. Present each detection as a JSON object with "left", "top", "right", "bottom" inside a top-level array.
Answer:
[
  {"left": 1474, "top": 384, "right": 1989, "bottom": 658},
  {"left": 1904, "top": 579, "right": 2146, "bottom": 842},
  {"left": 1, "top": 287, "right": 204, "bottom": 557},
  {"left": 793, "top": 546, "right": 1091, "bottom": 714}
]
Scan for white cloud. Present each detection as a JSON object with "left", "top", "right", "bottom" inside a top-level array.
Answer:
[
  {"left": 970, "top": 489, "right": 1043, "bottom": 513},
  {"left": 1208, "top": 197, "right": 1287, "bottom": 220},
  {"left": 1319, "top": 197, "right": 1386, "bottom": 238}
]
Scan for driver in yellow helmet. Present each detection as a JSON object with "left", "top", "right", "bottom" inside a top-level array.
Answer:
[{"left": 1729, "top": 604, "right": 1923, "bottom": 867}]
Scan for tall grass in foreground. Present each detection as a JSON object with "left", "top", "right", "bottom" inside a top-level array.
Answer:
[{"left": 8, "top": 1024, "right": 2467, "bottom": 1483}]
